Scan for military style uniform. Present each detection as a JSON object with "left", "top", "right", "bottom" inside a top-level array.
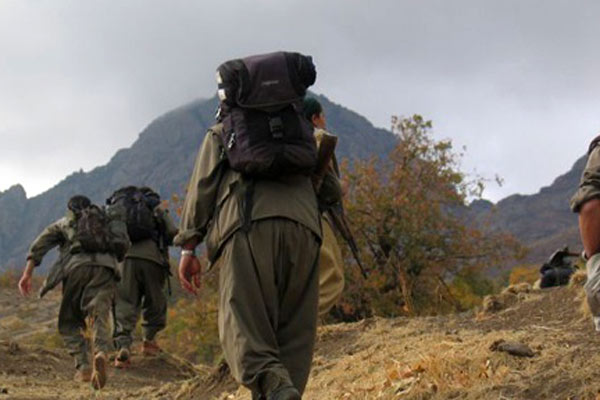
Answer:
[
  {"left": 313, "top": 129, "right": 345, "bottom": 317},
  {"left": 571, "top": 139, "right": 600, "bottom": 330},
  {"left": 114, "top": 208, "right": 178, "bottom": 350},
  {"left": 175, "top": 124, "right": 322, "bottom": 396},
  {"left": 26, "top": 211, "right": 127, "bottom": 370}
]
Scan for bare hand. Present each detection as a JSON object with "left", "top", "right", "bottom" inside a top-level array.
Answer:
[
  {"left": 18, "top": 271, "right": 33, "bottom": 297},
  {"left": 19, "top": 260, "right": 35, "bottom": 296},
  {"left": 178, "top": 254, "right": 202, "bottom": 295}
]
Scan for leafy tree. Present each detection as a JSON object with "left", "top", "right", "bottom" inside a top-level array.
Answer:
[{"left": 335, "top": 115, "right": 523, "bottom": 319}]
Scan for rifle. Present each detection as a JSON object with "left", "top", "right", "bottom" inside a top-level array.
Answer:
[
  {"left": 312, "top": 130, "right": 368, "bottom": 279},
  {"left": 312, "top": 132, "right": 338, "bottom": 191},
  {"left": 326, "top": 204, "right": 368, "bottom": 279}
]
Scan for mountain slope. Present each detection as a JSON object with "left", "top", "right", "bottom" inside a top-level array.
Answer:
[
  {"left": 471, "top": 156, "right": 585, "bottom": 262},
  {"left": 2, "top": 283, "right": 598, "bottom": 399},
  {"left": 0, "top": 94, "right": 397, "bottom": 270}
]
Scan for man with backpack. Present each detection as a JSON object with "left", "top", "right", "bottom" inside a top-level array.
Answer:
[
  {"left": 17, "top": 195, "right": 129, "bottom": 389},
  {"left": 303, "top": 97, "right": 346, "bottom": 317},
  {"left": 110, "top": 186, "right": 178, "bottom": 367},
  {"left": 176, "top": 52, "right": 321, "bottom": 400}
]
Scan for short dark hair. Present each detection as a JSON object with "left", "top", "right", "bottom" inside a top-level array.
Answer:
[
  {"left": 303, "top": 97, "right": 323, "bottom": 121},
  {"left": 68, "top": 195, "right": 91, "bottom": 212}
]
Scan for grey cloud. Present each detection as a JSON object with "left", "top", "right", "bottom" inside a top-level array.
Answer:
[{"left": 1, "top": 0, "right": 600, "bottom": 201}]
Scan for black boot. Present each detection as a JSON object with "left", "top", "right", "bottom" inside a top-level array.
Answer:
[
  {"left": 268, "top": 386, "right": 301, "bottom": 400},
  {"left": 256, "top": 370, "right": 301, "bottom": 400}
]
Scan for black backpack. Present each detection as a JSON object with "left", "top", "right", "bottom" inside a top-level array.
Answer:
[
  {"left": 107, "top": 186, "right": 158, "bottom": 242},
  {"left": 72, "top": 204, "right": 113, "bottom": 254},
  {"left": 216, "top": 51, "right": 318, "bottom": 177}
]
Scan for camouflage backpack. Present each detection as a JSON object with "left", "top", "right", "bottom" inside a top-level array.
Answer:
[
  {"left": 72, "top": 204, "right": 113, "bottom": 254},
  {"left": 106, "top": 186, "right": 159, "bottom": 243}
]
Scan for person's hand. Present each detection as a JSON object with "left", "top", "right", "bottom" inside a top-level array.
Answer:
[
  {"left": 18, "top": 261, "right": 35, "bottom": 296},
  {"left": 178, "top": 253, "right": 202, "bottom": 295}
]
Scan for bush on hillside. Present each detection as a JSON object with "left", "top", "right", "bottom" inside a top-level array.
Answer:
[
  {"left": 334, "top": 115, "right": 523, "bottom": 319},
  {"left": 509, "top": 264, "right": 540, "bottom": 285},
  {"left": 162, "top": 266, "right": 221, "bottom": 365}
]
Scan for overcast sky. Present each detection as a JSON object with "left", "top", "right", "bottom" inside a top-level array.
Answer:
[{"left": 1, "top": 0, "right": 599, "bottom": 202}]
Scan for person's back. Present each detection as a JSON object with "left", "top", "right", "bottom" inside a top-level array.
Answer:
[
  {"left": 112, "top": 186, "right": 178, "bottom": 367},
  {"left": 176, "top": 52, "right": 322, "bottom": 400},
  {"left": 18, "top": 195, "right": 129, "bottom": 389},
  {"left": 182, "top": 125, "right": 320, "bottom": 262}
]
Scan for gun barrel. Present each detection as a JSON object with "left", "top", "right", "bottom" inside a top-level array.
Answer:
[{"left": 312, "top": 134, "right": 338, "bottom": 190}]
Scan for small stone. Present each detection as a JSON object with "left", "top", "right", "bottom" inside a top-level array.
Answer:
[{"left": 490, "top": 339, "right": 535, "bottom": 357}]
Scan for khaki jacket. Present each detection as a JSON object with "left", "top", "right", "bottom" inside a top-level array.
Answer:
[
  {"left": 174, "top": 124, "right": 322, "bottom": 263},
  {"left": 27, "top": 210, "right": 128, "bottom": 297},
  {"left": 572, "top": 145, "right": 600, "bottom": 212},
  {"left": 125, "top": 207, "right": 178, "bottom": 266}
]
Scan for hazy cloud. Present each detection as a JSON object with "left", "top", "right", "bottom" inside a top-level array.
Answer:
[{"left": 1, "top": 0, "right": 599, "bottom": 201}]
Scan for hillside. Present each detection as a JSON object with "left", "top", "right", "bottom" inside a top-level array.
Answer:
[
  {"left": 0, "top": 94, "right": 397, "bottom": 271},
  {"left": 0, "top": 89, "right": 591, "bottom": 270},
  {"left": 1, "top": 281, "right": 599, "bottom": 399},
  {"left": 470, "top": 155, "right": 586, "bottom": 262}
]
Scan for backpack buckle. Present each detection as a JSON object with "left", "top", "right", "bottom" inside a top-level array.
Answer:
[
  {"left": 269, "top": 117, "right": 284, "bottom": 139},
  {"left": 227, "top": 132, "right": 236, "bottom": 149}
]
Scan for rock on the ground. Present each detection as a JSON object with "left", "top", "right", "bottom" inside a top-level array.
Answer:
[{"left": 490, "top": 339, "right": 535, "bottom": 357}]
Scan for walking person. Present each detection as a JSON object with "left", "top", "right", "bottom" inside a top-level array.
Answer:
[
  {"left": 303, "top": 97, "right": 346, "bottom": 317},
  {"left": 176, "top": 51, "right": 322, "bottom": 399},
  {"left": 18, "top": 195, "right": 129, "bottom": 389},
  {"left": 111, "top": 186, "right": 178, "bottom": 367}
]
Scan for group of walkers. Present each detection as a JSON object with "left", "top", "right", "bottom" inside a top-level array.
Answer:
[
  {"left": 18, "top": 187, "right": 177, "bottom": 389},
  {"left": 19, "top": 49, "right": 600, "bottom": 400},
  {"left": 17, "top": 51, "right": 349, "bottom": 399}
]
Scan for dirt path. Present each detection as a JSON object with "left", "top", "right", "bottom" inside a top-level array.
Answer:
[
  {"left": 0, "top": 290, "right": 60, "bottom": 343},
  {"left": 0, "top": 340, "right": 198, "bottom": 400}
]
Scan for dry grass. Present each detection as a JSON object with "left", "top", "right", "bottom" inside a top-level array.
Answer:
[
  {"left": 205, "top": 285, "right": 600, "bottom": 400},
  {"left": 570, "top": 269, "right": 588, "bottom": 288},
  {"left": 4, "top": 276, "right": 600, "bottom": 400}
]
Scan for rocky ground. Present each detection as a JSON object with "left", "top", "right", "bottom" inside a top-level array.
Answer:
[{"left": 1, "top": 281, "right": 600, "bottom": 399}]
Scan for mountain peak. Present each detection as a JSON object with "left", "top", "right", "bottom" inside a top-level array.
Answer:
[
  {"left": 0, "top": 95, "right": 397, "bottom": 270},
  {"left": 0, "top": 184, "right": 26, "bottom": 201}
]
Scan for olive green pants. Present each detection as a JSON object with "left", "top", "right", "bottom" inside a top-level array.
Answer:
[
  {"left": 217, "top": 219, "right": 320, "bottom": 397},
  {"left": 59, "top": 265, "right": 116, "bottom": 370},
  {"left": 318, "top": 217, "right": 345, "bottom": 317},
  {"left": 114, "top": 258, "right": 167, "bottom": 349}
]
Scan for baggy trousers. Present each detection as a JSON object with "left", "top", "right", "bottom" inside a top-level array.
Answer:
[
  {"left": 585, "top": 253, "right": 600, "bottom": 331},
  {"left": 217, "top": 218, "right": 320, "bottom": 396},
  {"left": 318, "top": 217, "right": 345, "bottom": 317},
  {"left": 59, "top": 265, "right": 116, "bottom": 370},
  {"left": 114, "top": 258, "right": 167, "bottom": 349}
]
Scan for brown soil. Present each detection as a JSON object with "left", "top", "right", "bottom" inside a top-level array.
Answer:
[
  {"left": 2, "top": 285, "right": 600, "bottom": 399},
  {"left": 0, "top": 340, "right": 196, "bottom": 400}
]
